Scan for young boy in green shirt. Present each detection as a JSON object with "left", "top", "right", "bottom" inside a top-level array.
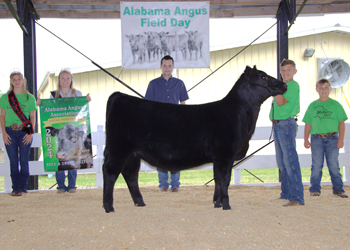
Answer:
[
  {"left": 270, "top": 59, "right": 304, "bottom": 206},
  {"left": 303, "top": 78, "right": 348, "bottom": 198}
]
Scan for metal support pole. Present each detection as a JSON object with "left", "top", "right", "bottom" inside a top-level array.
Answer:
[
  {"left": 276, "top": 2, "right": 289, "bottom": 81},
  {"left": 22, "top": 5, "right": 39, "bottom": 190},
  {"left": 276, "top": 1, "right": 291, "bottom": 182}
]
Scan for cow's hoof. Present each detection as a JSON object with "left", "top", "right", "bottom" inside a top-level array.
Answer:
[
  {"left": 222, "top": 205, "right": 231, "bottom": 210},
  {"left": 103, "top": 205, "right": 115, "bottom": 213},
  {"left": 134, "top": 203, "right": 146, "bottom": 207},
  {"left": 213, "top": 202, "right": 222, "bottom": 208}
]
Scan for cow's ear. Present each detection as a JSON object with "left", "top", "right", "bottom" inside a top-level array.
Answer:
[
  {"left": 252, "top": 66, "right": 258, "bottom": 74},
  {"left": 250, "top": 66, "right": 259, "bottom": 78}
]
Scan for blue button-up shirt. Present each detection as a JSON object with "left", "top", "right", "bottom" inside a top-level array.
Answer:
[{"left": 145, "top": 75, "right": 189, "bottom": 104}]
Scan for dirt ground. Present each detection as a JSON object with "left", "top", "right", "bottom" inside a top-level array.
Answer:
[{"left": 1, "top": 185, "right": 350, "bottom": 250}]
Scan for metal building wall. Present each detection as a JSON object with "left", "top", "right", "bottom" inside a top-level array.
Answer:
[
  {"left": 37, "top": 31, "right": 350, "bottom": 131},
  {"left": 180, "top": 31, "right": 350, "bottom": 126}
]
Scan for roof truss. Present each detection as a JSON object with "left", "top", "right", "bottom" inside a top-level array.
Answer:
[{"left": 0, "top": 0, "right": 349, "bottom": 19}]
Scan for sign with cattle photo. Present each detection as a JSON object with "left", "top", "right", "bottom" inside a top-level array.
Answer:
[
  {"left": 121, "top": 1, "right": 210, "bottom": 69},
  {"left": 39, "top": 97, "right": 93, "bottom": 172}
]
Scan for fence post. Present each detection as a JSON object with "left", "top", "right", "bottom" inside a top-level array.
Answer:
[
  {"left": 233, "top": 169, "right": 241, "bottom": 185},
  {"left": 95, "top": 125, "right": 104, "bottom": 189},
  {"left": 343, "top": 129, "right": 350, "bottom": 184},
  {"left": 3, "top": 150, "right": 12, "bottom": 193}
]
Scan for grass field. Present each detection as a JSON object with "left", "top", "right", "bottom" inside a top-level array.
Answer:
[{"left": 0, "top": 167, "right": 338, "bottom": 192}]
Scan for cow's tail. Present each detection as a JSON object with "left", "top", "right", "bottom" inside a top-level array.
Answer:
[
  {"left": 106, "top": 91, "right": 122, "bottom": 118},
  {"left": 104, "top": 92, "right": 125, "bottom": 164}
]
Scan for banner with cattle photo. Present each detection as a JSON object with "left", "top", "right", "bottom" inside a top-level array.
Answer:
[
  {"left": 121, "top": 1, "right": 210, "bottom": 69},
  {"left": 39, "top": 97, "right": 93, "bottom": 172}
]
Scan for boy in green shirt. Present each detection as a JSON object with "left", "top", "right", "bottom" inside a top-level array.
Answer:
[
  {"left": 303, "top": 78, "right": 348, "bottom": 198},
  {"left": 270, "top": 59, "right": 304, "bottom": 206}
]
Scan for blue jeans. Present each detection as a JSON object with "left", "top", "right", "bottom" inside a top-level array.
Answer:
[
  {"left": 5, "top": 127, "right": 32, "bottom": 193},
  {"left": 56, "top": 170, "right": 77, "bottom": 192},
  {"left": 273, "top": 118, "right": 304, "bottom": 204},
  {"left": 310, "top": 133, "right": 344, "bottom": 194},
  {"left": 157, "top": 168, "right": 180, "bottom": 190}
]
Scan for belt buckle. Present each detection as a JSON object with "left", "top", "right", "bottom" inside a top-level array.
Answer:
[
  {"left": 319, "top": 134, "right": 327, "bottom": 138},
  {"left": 11, "top": 123, "right": 22, "bottom": 130}
]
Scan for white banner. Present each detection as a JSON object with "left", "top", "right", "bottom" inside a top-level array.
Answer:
[{"left": 121, "top": 1, "right": 210, "bottom": 69}]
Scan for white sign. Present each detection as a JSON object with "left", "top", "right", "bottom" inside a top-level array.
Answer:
[{"left": 121, "top": 1, "right": 210, "bottom": 69}]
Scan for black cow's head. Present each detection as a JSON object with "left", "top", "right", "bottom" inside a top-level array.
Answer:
[{"left": 244, "top": 66, "right": 287, "bottom": 97}]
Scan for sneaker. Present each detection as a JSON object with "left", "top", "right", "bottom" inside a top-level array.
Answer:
[
  {"left": 159, "top": 187, "right": 167, "bottom": 192},
  {"left": 310, "top": 191, "right": 320, "bottom": 196},
  {"left": 57, "top": 189, "right": 65, "bottom": 194},
  {"left": 17, "top": 191, "right": 27, "bottom": 196},
  {"left": 172, "top": 188, "right": 179, "bottom": 193},
  {"left": 336, "top": 193, "right": 348, "bottom": 198},
  {"left": 68, "top": 189, "right": 76, "bottom": 193},
  {"left": 10, "top": 191, "right": 19, "bottom": 196}
]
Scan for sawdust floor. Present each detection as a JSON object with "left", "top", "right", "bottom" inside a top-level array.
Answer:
[{"left": 1, "top": 185, "right": 350, "bottom": 250}]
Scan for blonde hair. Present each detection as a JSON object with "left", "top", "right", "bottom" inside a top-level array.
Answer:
[
  {"left": 55, "top": 68, "right": 76, "bottom": 98},
  {"left": 7, "top": 72, "right": 30, "bottom": 100},
  {"left": 316, "top": 78, "right": 331, "bottom": 88}
]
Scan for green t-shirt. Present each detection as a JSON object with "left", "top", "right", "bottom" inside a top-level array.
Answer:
[
  {"left": 0, "top": 92, "right": 37, "bottom": 127},
  {"left": 269, "top": 79, "right": 300, "bottom": 120},
  {"left": 302, "top": 98, "right": 348, "bottom": 134}
]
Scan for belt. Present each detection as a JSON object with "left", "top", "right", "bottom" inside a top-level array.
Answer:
[
  {"left": 316, "top": 132, "right": 336, "bottom": 138},
  {"left": 272, "top": 118, "right": 298, "bottom": 125},
  {"left": 10, "top": 123, "right": 23, "bottom": 130}
]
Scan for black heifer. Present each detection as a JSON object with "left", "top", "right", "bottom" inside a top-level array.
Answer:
[{"left": 103, "top": 66, "right": 287, "bottom": 213}]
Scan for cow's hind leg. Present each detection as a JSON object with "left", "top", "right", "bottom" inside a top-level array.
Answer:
[
  {"left": 213, "top": 162, "right": 233, "bottom": 210},
  {"left": 103, "top": 163, "right": 118, "bottom": 213},
  {"left": 122, "top": 154, "right": 146, "bottom": 207},
  {"left": 103, "top": 148, "right": 130, "bottom": 213}
]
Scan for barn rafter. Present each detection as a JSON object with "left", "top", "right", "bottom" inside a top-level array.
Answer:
[{"left": 0, "top": 0, "right": 350, "bottom": 19}]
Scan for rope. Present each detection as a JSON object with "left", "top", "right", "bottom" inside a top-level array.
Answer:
[
  {"left": 204, "top": 140, "right": 275, "bottom": 186},
  {"left": 188, "top": 21, "right": 277, "bottom": 93},
  {"left": 118, "top": 67, "right": 124, "bottom": 79},
  {"left": 35, "top": 21, "right": 144, "bottom": 99}
]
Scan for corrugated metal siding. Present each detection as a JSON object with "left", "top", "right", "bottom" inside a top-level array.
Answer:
[
  {"left": 293, "top": 32, "right": 350, "bottom": 127},
  {"left": 37, "top": 31, "right": 350, "bottom": 131}
]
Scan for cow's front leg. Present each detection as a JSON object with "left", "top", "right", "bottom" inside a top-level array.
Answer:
[
  {"left": 213, "top": 184, "right": 222, "bottom": 208},
  {"left": 213, "top": 166, "right": 222, "bottom": 208},
  {"left": 213, "top": 162, "right": 232, "bottom": 210},
  {"left": 122, "top": 154, "right": 146, "bottom": 207}
]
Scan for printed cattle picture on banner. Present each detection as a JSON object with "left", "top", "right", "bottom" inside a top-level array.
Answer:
[
  {"left": 39, "top": 97, "right": 93, "bottom": 172},
  {"left": 124, "top": 31, "right": 204, "bottom": 65},
  {"left": 121, "top": 1, "right": 210, "bottom": 69}
]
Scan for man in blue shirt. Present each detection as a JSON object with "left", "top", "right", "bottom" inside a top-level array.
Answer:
[{"left": 145, "top": 55, "right": 189, "bottom": 192}]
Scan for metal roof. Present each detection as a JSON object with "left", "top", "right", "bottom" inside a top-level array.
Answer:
[{"left": 0, "top": 0, "right": 350, "bottom": 19}]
